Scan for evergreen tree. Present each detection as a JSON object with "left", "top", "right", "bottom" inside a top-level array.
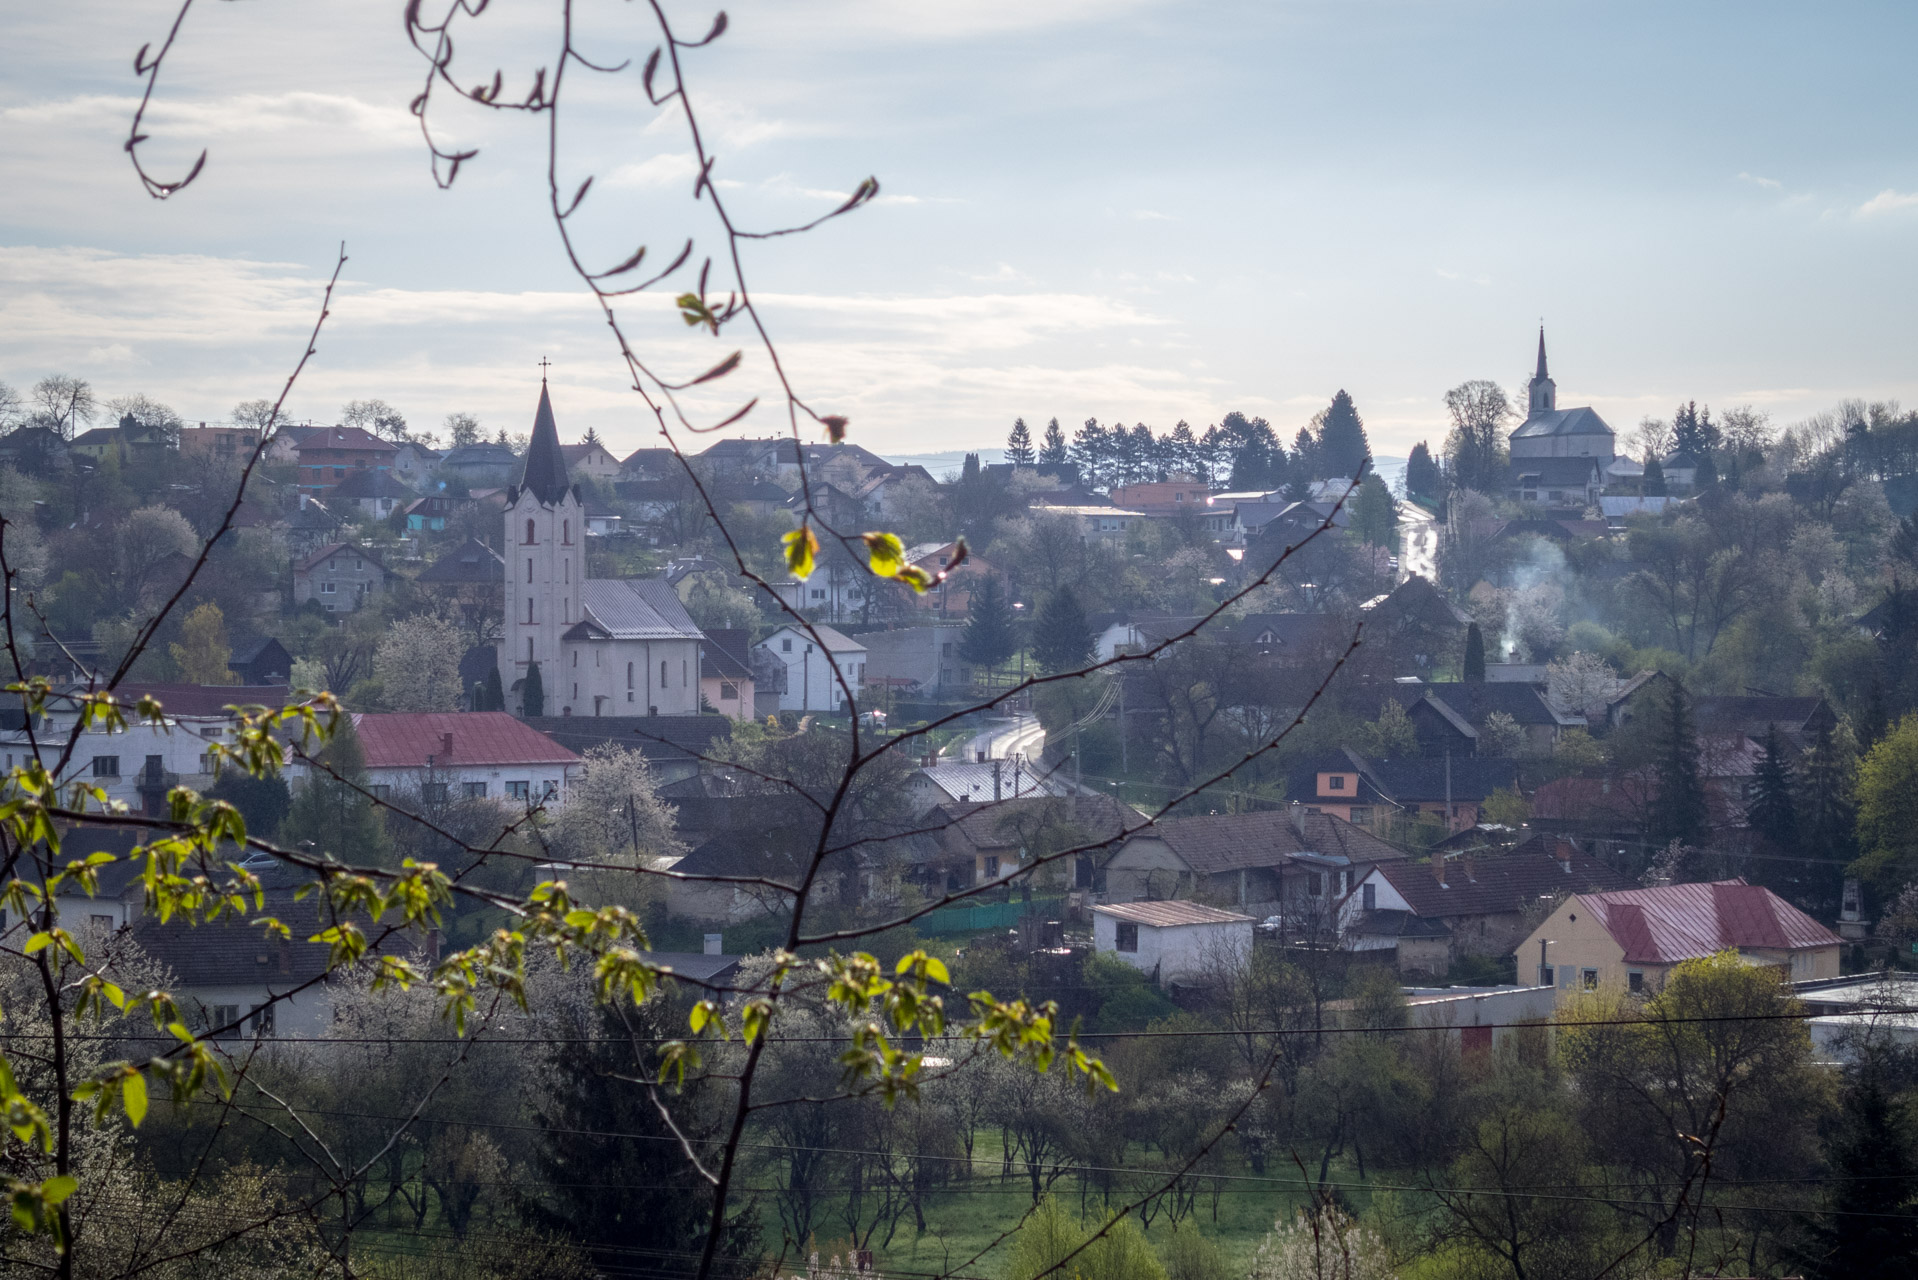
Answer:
[
  {"left": 1072, "top": 418, "right": 1111, "bottom": 490},
  {"left": 280, "top": 715, "right": 391, "bottom": 863},
  {"left": 481, "top": 664, "right": 505, "bottom": 712},
  {"left": 1291, "top": 426, "right": 1320, "bottom": 483},
  {"left": 1747, "top": 723, "right": 1798, "bottom": 850},
  {"left": 1350, "top": 472, "right": 1398, "bottom": 548},
  {"left": 1314, "top": 389, "right": 1371, "bottom": 479},
  {"left": 523, "top": 660, "right": 546, "bottom": 717},
  {"left": 961, "top": 451, "right": 981, "bottom": 483},
  {"left": 1642, "top": 454, "right": 1667, "bottom": 496},
  {"left": 1405, "top": 440, "right": 1440, "bottom": 498},
  {"left": 1032, "top": 587, "right": 1093, "bottom": 674},
  {"left": 1789, "top": 1049, "right": 1918, "bottom": 1280},
  {"left": 1005, "top": 417, "right": 1034, "bottom": 466},
  {"left": 958, "top": 575, "right": 1017, "bottom": 676},
  {"left": 1693, "top": 449, "right": 1718, "bottom": 491},
  {"left": 1223, "top": 411, "right": 1282, "bottom": 491},
  {"left": 1647, "top": 681, "right": 1708, "bottom": 849},
  {"left": 1463, "top": 622, "right": 1486, "bottom": 682},
  {"left": 1038, "top": 417, "right": 1069, "bottom": 467},
  {"left": 207, "top": 770, "right": 292, "bottom": 842},
  {"left": 1165, "top": 420, "right": 1199, "bottom": 479}
]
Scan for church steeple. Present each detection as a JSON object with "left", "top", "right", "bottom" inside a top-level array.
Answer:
[
  {"left": 517, "top": 381, "right": 572, "bottom": 506},
  {"left": 1526, "top": 326, "right": 1557, "bottom": 417}
]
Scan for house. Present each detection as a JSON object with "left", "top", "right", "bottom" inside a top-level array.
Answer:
[
  {"left": 903, "top": 542, "right": 1000, "bottom": 618},
  {"left": 1092, "top": 900, "right": 1253, "bottom": 989},
  {"left": 905, "top": 758, "right": 1073, "bottom": 814},
  {"left": 1340, "top": 835, "right": 1634, "bottom": 978},
  {"left": 522, "top": 714, "right": 732, "bottom": 789},
  {"left": 583, "top": 502, "right": 622, "bottom": 537},
  {"left": 755, "top": 624, "right": 867, "bottom": 713},
  {"left": 390, "top": 440, "right": 443, "bottom": 489},
  {"left": 1392, "top": 681, "right": 1585, "bottom": 755},
  {"left": 443, "top": 441, "right": 522, "bottom": 486},
  {"left": 178, "top": 424, "right": 266, "bottom": 464},
  {"left": 419, "top": 537, "right": 505, "bottom": 587},
  {"left": 229, "top": 636, "right": 294, "bottom": 686},
  {"left": 1, "top": 707, "right": 219, "bottom": 816},
  {"left": 620, "top": 447, "right": 679, "bottom": 481},
  {"left": 912, "top": 795, "right": 1137, "bottom": 894},
  {"left": 698, "top": 628, "right": 756, "bottom": 720},
  {"left": 293, "top": 543, "right": 390, "bottom": 613},
  {"left": 1505, "top": 330, "right": 1616, "bottom": 483},
  {"left": 1286, "top": 749, "right": 1519, "bottom": 832},
  {"left": 858, "top": 625, "right": 973, "bottom": 697},
  {"left": 351, "top": 711, "right": 580, "bottom": 806},
  {"left": 292, "top": 426, "right": 398, "bottom": 497},
  {"left": 561, "top": 440, "right": 622, "bottom": 482},
  {"left": 401, "top": 494, "right": 459, "bottom": 533},
  {"left": 1044, "top": 505, "right": 1148, "bottom": 542},
  {"left": 1099, "top": 807, "right": 1406, "bottom": 920},
  {"left": 499, "top": 383, "right": 705, "bottom": 717},
  {"left": 1691, "top": 695, "right": 1837, "bottom": 749},
  {"left": 0, "top": 426, "right": 70, "bottom": 475},
  {"left": 69, "top": 426, "right": 123, "bottom": 462},
  {"left": 1507, "top": 456, "right": 1604, "bottom": 509},
  {"left": 328, "top": 467, "right": 418, "bottom": 519},
  {"left": 286, "top": 495, "right": 346, "bottom": 558},
  {"left": 1109, "top": 479, "right": 1216, "bottom": 516},
  {"left": 1516, "top": 879, "right": 1843, "bottom": 998}
]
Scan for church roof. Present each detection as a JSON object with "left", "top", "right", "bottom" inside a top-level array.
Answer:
[
  {"left": 564, "top": 579, "right": 704, "bottom": 641},
  {"left": 1510, "top": 405, "right": 1615, "bottom": 441},
  {"left": 1535, "top": 327, "right": 1549, "bottom": 380},
  {"left": 514, "top": 383, "right": 573, "bottom": 506}
]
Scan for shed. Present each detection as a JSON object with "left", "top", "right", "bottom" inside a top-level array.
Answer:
[{"left": 1091, "top": 900, "right": 1253, "bottom": 988}]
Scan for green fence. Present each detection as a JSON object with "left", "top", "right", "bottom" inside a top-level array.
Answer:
[{"left": 919, "top": 898, "right": 1066, "bottom": 936}]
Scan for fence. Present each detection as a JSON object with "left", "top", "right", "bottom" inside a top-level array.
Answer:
[{"left": 918, "top": 897, "right": 1066, "bottom": 935}]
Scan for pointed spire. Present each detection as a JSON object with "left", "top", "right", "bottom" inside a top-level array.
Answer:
[
  {"left": 1535, "top": 327, "right": 1549, "bottom": 380},
  {"left": 517, "top": 382, "right": 571, "bottom": 505}
]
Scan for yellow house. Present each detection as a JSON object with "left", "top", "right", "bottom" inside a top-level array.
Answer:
[{"left": 1516, "top": 878, "right": 1842, "bottom": 1000}]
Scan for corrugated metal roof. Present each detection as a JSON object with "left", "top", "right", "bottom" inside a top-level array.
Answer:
[
  {"left": 1509, "top": 406, "right": 1614, "bottom": 440},
  {"left": 1093, "top": 900, "right": 1254, "bottom": 927},
  {"left": 576, "top": 579, "right": 703, "bottom": 640},
  {"left": 1579, "top": 879, "right": 1842, "bottom": 963},
  {"left": 352, "top": 712, "right": 579, "bottom": 769}
]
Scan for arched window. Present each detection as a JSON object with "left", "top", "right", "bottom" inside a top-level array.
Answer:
[
  {"left": 563, "top": 560, "right": 570, "bottom": 584},
  {"left": 626, "top": 662, "right": 634, "bottom": 689},
  {"left": 526, "top": 597, "right": 535, "bottom": 624},
  {"left": 659, "top": 660, "right": 668, "bottom": 689},
  {"left": 524, "top": 518, "right": 536, "bottom": 545},
  {"left": 562, "top": 519, "right": 571, "bottom": 545}
]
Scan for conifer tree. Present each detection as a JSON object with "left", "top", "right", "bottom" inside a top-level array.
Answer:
[
  {"left": 1314, "top": 389, "right": 1371, "bottom": 479},
  {"left": 1005, "top": 418, "right": 1034, "bottom": 466},
  {"left": 281, "top": 714, "right": 390, "bottom": 863},
  {"left": 958, "top": 575, "right": 1017, "bottom": 680},
  {"left": 523, "top": 660, "right": 546, "bottom": 717},
  {"left": 1405, "top": 440, "right": 1440, "bottom": 498},
  {"left": 1350, "top": 473, "right": 1398, "bottom": 548},
  {"left": 1789, "top": 1050, "right": 1918, "bottom": 1280},
  {"left": 1648, "top": 681, "right": 1708, "bottom": 849},
  {"left": 481, "top": 664, "right": 505, "bottom": 712},
  {"left": 1798, "top": 724, "right": 1856, "bottom": 863},
  {"left": 1032, "top": 587, "right": 1093, "bottom": 674},
  {"left": 1463, "top": 622, "right": 1486, "bottom": 682},
  {"left": 1747, "top": 723, "right": 1798, "bottom": 850},
  {"left": 1643, "top": 454, "right": 1666, "bottom": 496},
  {"left": 1038, "top": 417, "right": 1069, "bottom": 467}
]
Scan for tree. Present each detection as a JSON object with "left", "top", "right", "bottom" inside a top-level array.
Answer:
[
  {"left": 1647, "top": 681, "right": 1709, "bottom": 849},
  {"left": 1798, "top": 724, "right": 1858, "bottom": 909},
  {"left": 1038, "top": 416, "right": 1069, "bottom": 467},
  {"left": 1747, "top": 723, "right": 1799, "bottom": 851},
  {"left": 550, "top": 744, "right": 684, "bottom": 864},
  {"left": 1349, "top": 473, "right": 1396, "bottom": 548},
  {"left": 1249, "top": 1204, "right": 1396, "bottom": 1280},
  {"left": 959, "top": 574, "right": 1017, "bottom": 675},
  {"left": 1031, "top": 587, "right": 1093, "bottom": 674},
  {"left": 121, "top": 504, "right": 201, "bottom": 602},
  {"left": 1463, "top": 622, "right": 1486, "bottom": 682},
  {"left": 1671, "top": 400, "right": 1720, "bottom": 458},
  {"left": 1442, "top": 380, "right": 1511, "bottom": 494},
  {"left": 1354, "top": 700, "right": 1417, "bottom": 758},
  {"left": 1404, "top": 440, "right": 1440, "bottom": 498},
  {"left": 280, "top": 715, "right": 391, "bottom": 863},
  {"left": 374, "top": 614, "right": 465, "bottom": 711},
  {"left": 1544, "top": 650, "right": 1617, "bottom": 718},
  {"left": 206, "top": 769, "right": 293, "bottom": 840},
  {"left": 476, "top": 665, "right": 505, "bottom": 711},
  {"left": 522, "top": 660, "right": 546, "bottom": 716},
  {"left": 168, "top": 601, "right": 237, "bottom": 684},
  {"left": 1790, "top": 1045, "right": 1918, "bottom": 1280},
  {"left": 231, "top": 398, "right": 278, "bottom": 431},
  {"left": 1005, "top": 417, "right": 1034, "bottom": 466},
  {"left": 1312, "top": 390, "right": 1370, "bottom": 480},
  {"left": 32, "top": 374, "right": 96, "bottom": 439},
  {"left": 682, "top": 574, "right": 761, "bottom": 631},
  {"left": 444, "top": 411, "right": 482, "bottom": 446},
  {"left": 1642, "top": 453, "right": 1667, "bottom": 496},
  {"left": 0, "top": 380, "right": 23, "bottom": 429},
  {"left": 343, "top": 398, "right": 409, "bottom": 440},
  {"left": 1853, "top": 714, "right": 1918, "bottom": 901},
  {"left": 1478, "top": 711, "right": 1526, "bottom": 758}
]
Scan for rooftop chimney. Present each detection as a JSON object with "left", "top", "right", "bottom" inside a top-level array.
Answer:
[
  {"left": 1288, "top": 801, "right": 1306, "bottom": 837},
  {"left": 1553, "top": 840, "right": 1573, "bottom": 872},
  {"left": 440, "top": 732, "right": 454, "bottom": 760},
  {"left": 1435, "top": 853, "right": 1449, "bottom": 889},
  {"left": 703, "top": 933, "right": 723, "bottom": 956}
]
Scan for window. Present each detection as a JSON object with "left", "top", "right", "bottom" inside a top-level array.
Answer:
[
  {"left": 527, "top": 597, "right": 535, "bottom": 624},
  {"left": 627, "top": 662, "right": 634, "bottom": 688},
  {"left": 1581, "top": 968, "right": 1599, "bottom": 991},
  {"left": 542, "top": 780, "right": 560, "bottom": 800},
  {"left": 90, "top": 914, "right": 114, "bottom": 932},
  {"left": 660, "top": 661, "right": 668, "bottom": 688},
  {"left": 781, "top": 638, "right": 793, "bottom": 653},
  {"left": 462, "top": 781, "right": 487, "bottom": 799},
  {"left": 207, "top": 1004, "right": 240, "bottom": 1033},
  {"left": 369, "top": 785, "right": 392, "bottom": 800},
  {"left": 1349, "top": 806, "right": 1372, "bottom": 825},
  {"left": 562, "top": 519, "right": 571, "bottom": 544},
  {"left": 572, "top": 650, "right": 578, "bottom": 668},
  {"left": 984, "top": 854, "right": 1000, "bottom": 879},
  {"left": 1628, "top": 970, "right": 1644, "bottom": 994},
  {"left": 720, "top": 682, "right": 739, "bottom": 700},
  {"left": 1362, "top": 883, "right": 1376, "bottom": 911},
  {"left": 421, "top": 782, "right": 449, "bottom": 804},
  {"left": 1116, "top": 922, "right": 1139, "bottom": 953},
  {"left": 333, "top": 467, "right": 345, "bottom": 478},
  {"left": 525, "top": 518, "right": 537, "bottom": 545},
  {"left": 506, "top": 781, "right": 531, "bottom": 800},
  {"left": 682, "top": 660, "right": 688, "bottom": 686},
  {"left": 811, "top": 588, "right": 825, "bottom": 601},
  {"left": 564, "top": 559, "right": 570, "bottom": 584},
  {"left": 248, "top": 1004, "right": 275, "bottom": 1036},
  {"left": 92, "top": 756, "right": 120, "bottom": 778},
  {"left": 526, "top": 637, "right": 535, "bottom": 663},
  {"left": 1328, "top": 775, "right": 1345, "bottom": 791},
  {"left": 1308, "top": 872, "right": 1323, "bottom": 896},
  {"left": 1540, "top": 965, "right": 1555, "bottom": 987},
  {"left": 527, "top": 558, "right": 534, "bottom": 583},
  {"left": 320, "top": 581, "right": 336, "bottom": 593}
]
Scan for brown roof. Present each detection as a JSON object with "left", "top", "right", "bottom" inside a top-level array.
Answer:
[
  {"left": 1141, "top": 809, "right": 1407, "bottom": 876},
  {"left": 352, "top": 712, "right": 580, "bottom": 769},
  {"left": 296, "top": 542, "right": 387, "bottom": 574},
  {"left": 293, "top": 426, "right": 398, "bottom": 455},
  {"left": 1373, "top": 839, "right": 1632, "bottom": 919},
  {"left": 1093, "top": 900, "right": 1253, "bottom": 927},
  {"left": 114, "top": 683, "right": 293, "bottom": 719},
  {"left": 935, "top": 795, "right": 1141, "bottom": 855},
  {"left": 1579, "top": 879, "right": 1841, "bottom": 964}
]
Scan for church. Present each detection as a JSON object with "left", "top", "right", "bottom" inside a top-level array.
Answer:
[
  {"left": 1505, "top": 329, "right": 1617, "bottom": 508},
  {"left": 498, "top": 382, "right": 706, "bottom": 717}
]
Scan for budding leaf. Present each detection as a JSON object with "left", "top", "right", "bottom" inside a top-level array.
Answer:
[
  {"left": 783, "top": 526, "right": 818, "bottom": 580},
  {"left": 821, "top": 414, "right": 848, "bottom": 443},
  {"left": 862, "top": 532, "right": 905, "bottom": 578}
]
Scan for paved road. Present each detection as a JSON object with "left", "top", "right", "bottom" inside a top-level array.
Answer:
[{"left": 950, "top": 712, "right": 1045, "bottom": 764}]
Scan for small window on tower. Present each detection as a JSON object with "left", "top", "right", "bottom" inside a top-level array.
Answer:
[{"left": 525, "top": 519, "right": 536, "bottom": 545}]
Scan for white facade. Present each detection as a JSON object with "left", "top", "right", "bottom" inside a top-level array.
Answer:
[
  {"left": 2, "top": 718, "right": 219, "bottom": 811},
  {"left": 757, "top": 624, "right": 867, "bottom": 713},
  {"left": 1091, "top": 902, "right": 1253, "bottom": 986},
  {"left": 501, "top": 481, "right": 588, "bottom": 712}
]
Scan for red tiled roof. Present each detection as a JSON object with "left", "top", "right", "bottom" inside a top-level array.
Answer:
[
  {"left": 293, "top": 426, "right": 398, "bottom": 455},
  {"left": 351, "top": 712, "right": 579, "bottom": 769},
  {"left": 1579, "top": 879, "right": 1841, "bottom": 964}
]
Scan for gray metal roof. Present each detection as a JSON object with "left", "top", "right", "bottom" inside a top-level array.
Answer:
[
  {"left": 1509, "top": 406, "right": 1615, "bottom": 440},
  {"left": 571, "top": 579, "right": 704, "bottom": 640}
]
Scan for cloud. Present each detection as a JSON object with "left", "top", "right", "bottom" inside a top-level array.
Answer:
[
  {"left": 1, "top": 92, "right": 416, "bottom": 149},
  {"left": 1859, "top": 188, "right": 1918, "bottom": 217},
  {"left": 604, "top": 152, "right": 702, "bottom": 189},
  {"left": 1737, "top": 171, "right": 1782, "bottom": 190},
  {"left": 1133, "top": 210, "right": 1174, "bottom": 221}
]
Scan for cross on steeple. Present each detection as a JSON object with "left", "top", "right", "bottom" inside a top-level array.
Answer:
[{"left": 538, "top": 356, "right": 552, "bottom": 383}]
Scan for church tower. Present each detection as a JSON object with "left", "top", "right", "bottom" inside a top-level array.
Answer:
[
  {"left": 1526, "top": 327, "right": 1557, "bottom": 417},
  {"left": 500, "top": 379, "right": 585, "bottom": 714}
]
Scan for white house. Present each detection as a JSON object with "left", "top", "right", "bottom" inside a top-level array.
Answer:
[
  {"left": 0, "top": 690, "right": 262, "bottom": 815},
  {"left": 1091, "top": 900, "right": 1253, "bottom": 988},
  {"left": 351, "top": 711, "right": 579, "bottom": 806},
  {"left": 755, "top": 624, "right": 867, "bottom": 713},
  {"left": 498, "top": 381, "right": 705, "bottom": 716}
]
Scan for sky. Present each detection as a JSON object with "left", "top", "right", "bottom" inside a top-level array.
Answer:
[{"left": 3, "top": 0, "right": 1917, "bottom": 463}]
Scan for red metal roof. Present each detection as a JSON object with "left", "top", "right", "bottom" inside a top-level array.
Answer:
[
  {"left": 351, "top": 712, "right": 579, "bottom": 769},
  {"left": 1579, "top": 879, "right": 1840, "bottom": 964}
]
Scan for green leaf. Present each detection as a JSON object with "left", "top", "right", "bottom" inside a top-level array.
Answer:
[
  {"left": 22, "top": 932, "right": 50, "bottom": 955},
  {"left": 862, "top": 532, "right": 905, "bottom": 578},
  {"left": 40, "top": 1176, "right": 76, "bottom": 1205},
  {"left": 121, "top": 1070, "right": 147, "bottom": 1127},
  {"left": 783, "top": 525, "right": 819, "bottom": 580}
]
